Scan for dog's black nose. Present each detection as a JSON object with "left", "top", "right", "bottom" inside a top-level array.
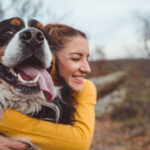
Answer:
[{"left": 19, "top": 28, "right": 44, "bottom": 46}]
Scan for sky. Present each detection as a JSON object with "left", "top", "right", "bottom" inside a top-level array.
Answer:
[
  {"left": 3, "top": 0, "right": 150, "bottom": 59},
  {"left": 42, "top": 0, "right": 150, "bottom": 59}
]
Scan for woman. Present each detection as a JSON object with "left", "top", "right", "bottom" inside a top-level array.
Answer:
[{"left": 0, "top": 24, "right": 97, "bottom": 150}]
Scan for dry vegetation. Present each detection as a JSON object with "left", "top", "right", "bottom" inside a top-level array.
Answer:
[{"left": 89, "top": 59, "right": 150, "bottom": 150}]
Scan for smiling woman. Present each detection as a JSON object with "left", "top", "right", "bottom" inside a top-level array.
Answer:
[
  {"left": 0, "top": 23, "right": 97, "bottom": 150},
  {"left": 58, "top": 35, "right": 91, "bottom": 92}
]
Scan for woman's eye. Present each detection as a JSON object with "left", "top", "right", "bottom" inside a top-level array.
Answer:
[{"left": 71, "top": 58, "right": 80, "bottom": 61}]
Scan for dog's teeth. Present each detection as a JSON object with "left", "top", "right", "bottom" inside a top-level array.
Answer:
[
  {"left": 17, "top": 73, "right": 39, "bottom": 84},
  {"left": 33, "top": 74, "right": 39, "bottom": 83},
  {"left": 10, "top": 69, "right": 13, "bottom": 74},
  {"left": 14, "top": 72, "right": 17, "bottom": 77},
  {"left": 10, "top": 68, "right": 13, "bottom": 72},
  {"left": 10, "top": 68, "right": 17, "bottom": 76},
  {"left": 18, "top": 73, "right": 26, "bottom": 83}
]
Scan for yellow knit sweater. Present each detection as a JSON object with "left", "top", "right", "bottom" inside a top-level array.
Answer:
[{"left": 0, "top": 80, "right": 97, "bottom": 150}]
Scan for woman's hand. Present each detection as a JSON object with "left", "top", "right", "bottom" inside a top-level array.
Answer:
[{"left": 0, "top": 135, "right": 28, "bottom": 150}]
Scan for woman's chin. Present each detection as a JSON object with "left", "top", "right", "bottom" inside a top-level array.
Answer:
[{"left": 70, "top": 82, "right": 83, "bottom": 92}]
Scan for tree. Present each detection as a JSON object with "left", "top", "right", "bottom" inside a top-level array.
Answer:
[
  {"left": 90, "top": 45, "right": 106, "bottom": 61},
  {"left": 0, "top": 0, "right": 46, "bottom": 21},
  {"left": 136, "top": 13, "right": 150, "bottom": 59},
  {"left": 0, "top": 0, "right": 70, "bottom": 23},
  {"left": 12, "top": 0, "right": 44, "bottom": 18}
]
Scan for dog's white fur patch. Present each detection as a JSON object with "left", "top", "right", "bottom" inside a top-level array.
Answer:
[{"left": 24, "top": 19, "right": 29, "bottom": 29}]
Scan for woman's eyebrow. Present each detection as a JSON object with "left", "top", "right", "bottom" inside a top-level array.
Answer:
[
  {"left": 70, "top": 53, "right": 90, "bottom": 58},
  {"left": 70, "top": 52, "right": 82, "bottom": 56}
]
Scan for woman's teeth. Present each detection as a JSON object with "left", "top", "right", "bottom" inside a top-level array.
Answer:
[{"left": 75, "top": 77, "right": 84, "bottom": 80}]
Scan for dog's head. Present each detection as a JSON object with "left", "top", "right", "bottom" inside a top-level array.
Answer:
[{"left": 0, "top": 17, "right": 56, "bottom": 101}]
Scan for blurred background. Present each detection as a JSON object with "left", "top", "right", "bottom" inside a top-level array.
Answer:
[{"left": 1, "top": 0, "right": 150, "bottom": 149}]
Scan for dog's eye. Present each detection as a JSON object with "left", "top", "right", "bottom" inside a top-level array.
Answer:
[{"left": 4, "top": 30, "right": 14, "bottom": 35}]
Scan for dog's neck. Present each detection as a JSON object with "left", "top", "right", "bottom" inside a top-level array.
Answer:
[{"left": 0, "top": 82, "right": 48, "bottom": 115}]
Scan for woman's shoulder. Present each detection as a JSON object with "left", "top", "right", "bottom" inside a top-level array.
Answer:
[
  {"left": 82, "top": 79, "right": 97, "bottom": 94},
  {"left": 76, "top": 79, "right": 97, "bottom": 105}
]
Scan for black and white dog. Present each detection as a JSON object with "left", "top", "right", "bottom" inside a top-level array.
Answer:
[{"left": 0, "top": 17, "right": 61, "bottom": 149}]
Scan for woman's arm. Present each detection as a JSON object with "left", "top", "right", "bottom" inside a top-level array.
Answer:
[{"left": 0, "top": 80, "right": 97, "bottom": 150}]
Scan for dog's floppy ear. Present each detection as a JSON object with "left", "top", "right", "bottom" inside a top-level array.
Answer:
[
  {"left": 49, "top": 50, "right": 63, "bottom": 86},
  {"left": 50, "top": 54, "right": 57, "bottom": 80},
  {"left": 43, "top": 24, "right": 53, "bottom": 46},
  {"left": 44, "top": 25, "right": 62, "bottom": 86},
  {"left": 28, "top": 19, "right": 44, "bottom": 31}
]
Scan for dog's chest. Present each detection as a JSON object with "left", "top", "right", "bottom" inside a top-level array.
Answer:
[{"left": 0, "top": 82, "right": 46, "bottom": 114}]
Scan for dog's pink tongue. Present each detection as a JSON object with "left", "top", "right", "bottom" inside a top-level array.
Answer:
[{"left": 19, "top": 65, "right": 57, "bottom": 101}]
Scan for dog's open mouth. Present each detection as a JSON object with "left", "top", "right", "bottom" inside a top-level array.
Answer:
[{"left": 0, "top": 57, "right": 56, "bottom": 101}]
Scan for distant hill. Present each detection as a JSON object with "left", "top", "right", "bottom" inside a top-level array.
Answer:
[{"left": 88, "top": 58, "right": 150, "bottom": 79}]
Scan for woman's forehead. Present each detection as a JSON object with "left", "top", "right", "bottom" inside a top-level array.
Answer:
[{"left": 62, "top": 36, "right": 89, "bottom": 54}]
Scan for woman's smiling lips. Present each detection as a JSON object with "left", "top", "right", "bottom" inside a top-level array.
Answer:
[{"left": 72, "top": 75, "right": 85, "bottom": 84}]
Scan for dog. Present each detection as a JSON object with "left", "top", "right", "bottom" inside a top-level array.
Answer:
[{"left": 0, "top": 17, "right": 61, "bottom": 149}]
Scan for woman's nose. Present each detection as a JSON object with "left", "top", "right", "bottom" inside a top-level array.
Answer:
[{"left": 80, "top": 60, "right": 91, "bottom": 73}]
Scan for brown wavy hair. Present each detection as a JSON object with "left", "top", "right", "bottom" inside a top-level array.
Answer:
[{"left": 44, "top": 24, "right": 86, "bottom": 52}]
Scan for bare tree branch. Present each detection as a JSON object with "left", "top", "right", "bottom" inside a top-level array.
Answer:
[{"left": 136, "top": 13, "right": 150, "bottom": 58}]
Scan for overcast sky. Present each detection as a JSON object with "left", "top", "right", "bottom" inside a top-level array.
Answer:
[
  {"left": 41, "top": 0, "right": 150, "bottom": 59},
  {"left": 3, "top": 0, "right": 150, "bottom": 59}
]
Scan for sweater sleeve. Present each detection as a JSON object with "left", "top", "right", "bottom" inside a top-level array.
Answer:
[{"left": 0, "top": 80, "right": 97, "bottom": 150}]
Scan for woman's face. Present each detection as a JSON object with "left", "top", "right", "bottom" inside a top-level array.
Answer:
[{"left": 58, "top": 35, "right": 91, "bottom": 92}]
